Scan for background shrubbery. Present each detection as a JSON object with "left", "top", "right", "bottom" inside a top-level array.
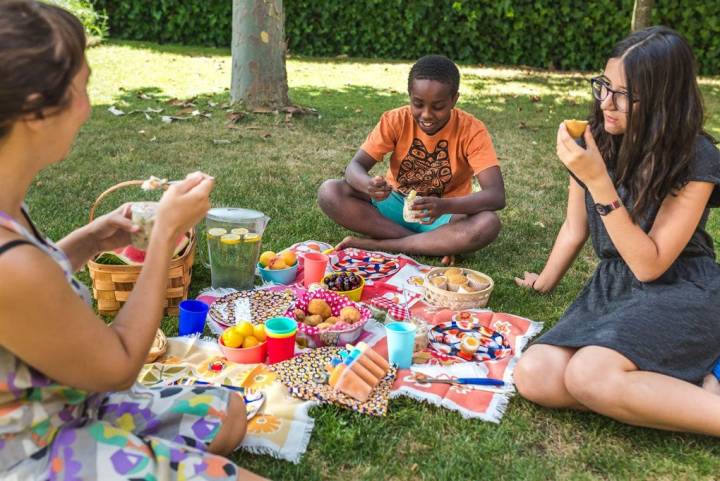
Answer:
[
  {"left": 46, "top": 0, "right": 108, "bottom": 42},
  {"left": 90, "top": 0, "right": 719, "bottom": 74}
]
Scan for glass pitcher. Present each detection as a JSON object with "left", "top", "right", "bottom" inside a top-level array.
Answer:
[{"left": 203, "top": 207, "right": 270, "bottom": 290}]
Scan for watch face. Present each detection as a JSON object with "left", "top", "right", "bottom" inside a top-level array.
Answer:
[{"left": 595, "top": 204, "right": 608, "bottom": 215}]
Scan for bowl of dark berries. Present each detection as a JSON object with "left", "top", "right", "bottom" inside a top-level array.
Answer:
[{"left": 321, "top": 271, "right": 365, "bottom": 301}]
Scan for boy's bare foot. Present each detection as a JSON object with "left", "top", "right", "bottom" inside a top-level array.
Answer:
[
  {"left": 335, "top": 236, "right": 381, "bottom": 251},
  {"left": 441, "top": 255, "right": 455, "bottom": 266},
  {"left": 702, "top": 373, "right": 720, "bottom": 395}
]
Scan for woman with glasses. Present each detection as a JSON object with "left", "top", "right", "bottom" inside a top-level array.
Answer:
[{"left": 514, "top": 26, "right": 720, "bottom": 435}]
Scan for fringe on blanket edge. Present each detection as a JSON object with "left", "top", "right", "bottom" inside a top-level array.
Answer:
[
  {"left": 514, "top": 318, "right": 545, "bottom": 354},
  {"left": 389, "top": 388, "right": 508, "bottom": 423},
  {"left": 240, "top": 401, "right": 319, "bottom": 464}
]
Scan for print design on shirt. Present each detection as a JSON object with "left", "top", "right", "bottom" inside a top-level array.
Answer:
[{"left": 397, "top": 138, "right": 452, "bottom": 197}]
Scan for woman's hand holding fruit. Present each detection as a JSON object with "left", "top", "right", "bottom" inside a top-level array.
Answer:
[{"left": 556, "top": 123, "right": 609, "bottom": 186}]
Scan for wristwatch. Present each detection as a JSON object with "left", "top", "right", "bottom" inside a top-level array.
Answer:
[{"left": 594, "top": 199, "right": 622, "bottom": 216}]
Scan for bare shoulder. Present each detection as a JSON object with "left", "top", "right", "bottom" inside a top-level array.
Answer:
[{"left": 0, "top": 238, "right": 70, "bottom": 306}]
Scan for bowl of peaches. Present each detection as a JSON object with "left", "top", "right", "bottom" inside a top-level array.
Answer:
[{"left": 285, "top": 289, "right": 371, "bottom": 348}]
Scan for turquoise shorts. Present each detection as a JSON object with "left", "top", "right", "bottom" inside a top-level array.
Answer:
[{"left": 371, "top": 191, "right": 452, "bottom": 233}]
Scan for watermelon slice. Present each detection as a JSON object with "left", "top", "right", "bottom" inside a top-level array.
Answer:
[{"left": 96, "top": 234, "right": 191, "bottom": 266}]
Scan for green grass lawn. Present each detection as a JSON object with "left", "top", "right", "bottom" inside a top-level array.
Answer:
[{"left": 29, "top": 40, "right": 720, "bottom": 480}]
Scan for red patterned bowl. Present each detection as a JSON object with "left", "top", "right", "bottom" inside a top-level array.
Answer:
[{"left": 285, "top": 289, "right": 371, "bottom": 348}]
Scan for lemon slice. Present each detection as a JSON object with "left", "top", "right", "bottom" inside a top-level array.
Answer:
[
  {"left": 231, "top": 227, "right": 249, "bottom": 236},
  {"left": 406, "top": 189, "right": 417, "bottom": 202},
  {"left": 243, "top": 233, "right": 261, "bottom": 243},
  {"left": 220, "top": 233, "right": 242, "bottom": 245},
  {"left": 207, "top": 227, "right": 228, "bottom": 239}
]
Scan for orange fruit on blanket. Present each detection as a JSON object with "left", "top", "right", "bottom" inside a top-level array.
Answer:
[
  {"left": 259, "top": 251, "right": 276, "bottom": 268},
  {"left": 253, "top": 323, "right": 267, "bottom": 341},
  {"left": 306, "top": 243, "right": 321, "bottom": 251},
  {"left": 242, "top": 336, "right": 260, "bottom": 349},
  {"left": 222, "top": 328, "right": 244, "bottom": 348},
  {"left": 280, "top": 251, "right": 297, "bottom": 266},
  {"left": 236, "top": 321, "right": 254, "bottom": 338},
  {"left": 564, "top": 119, "right": 589, "bottom": 139}
]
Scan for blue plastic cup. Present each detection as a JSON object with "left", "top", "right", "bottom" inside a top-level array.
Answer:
[
  {"left": 385, "top": 321, "right": 417, "bottom": 369},
  {"left": 178, "top": 299, "right": 209, "bottom": 336}
]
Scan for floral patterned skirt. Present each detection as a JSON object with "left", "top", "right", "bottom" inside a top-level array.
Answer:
[{"left": 3, "top": 383, "right": 239, "bottom": 480}]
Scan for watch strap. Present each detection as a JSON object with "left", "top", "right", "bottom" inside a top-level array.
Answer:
[{"left": 595, "top": 199, "right": 622, "bottom": 216}]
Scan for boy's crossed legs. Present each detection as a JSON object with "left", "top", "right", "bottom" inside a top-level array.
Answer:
[{"left": 318, "top": 179, "right": 500, "bottom": 263}]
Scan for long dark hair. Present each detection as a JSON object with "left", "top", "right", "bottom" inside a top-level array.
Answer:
[
  {"left": 0, "top": 0, "right": 86, "bottom": 140},
  {"left": 590, "top": 26, "right": 710, "bottom": 223}
]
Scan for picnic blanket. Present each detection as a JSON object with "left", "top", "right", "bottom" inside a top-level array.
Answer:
[
  {"left": 375, "top": 309, "right": 541, "bottom": 422},
  {"left": 269, "top": 347, "right": 397, "bottom": 416},
  {"left": 138, "top": 336, "right": 316, "bottom": 463},
  {"left": 281, "top": 242, "right": 543, "bottom": 422},
  {"left": 202, "top": 241, "right": 543, "bottom": 423}
]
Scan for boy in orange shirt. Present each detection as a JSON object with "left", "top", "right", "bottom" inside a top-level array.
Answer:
[{"left": 318, "top": 55, "right": 505, "bottom": 264}]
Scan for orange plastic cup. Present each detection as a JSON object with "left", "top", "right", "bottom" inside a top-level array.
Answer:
[{"left": 303, "top": 252, "right": 329, "bottom": 287}]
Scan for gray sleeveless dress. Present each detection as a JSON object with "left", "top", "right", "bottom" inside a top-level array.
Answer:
[{"left": 535, "top": 136, "right": 720, "bottom": 384}]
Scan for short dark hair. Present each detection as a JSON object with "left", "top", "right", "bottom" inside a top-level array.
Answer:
[
  {"left": 0, "top": 0, "right": 86, "bottom": 140},
  {"left": 408, "top": 55, "right": 460, "bottom": 96}
]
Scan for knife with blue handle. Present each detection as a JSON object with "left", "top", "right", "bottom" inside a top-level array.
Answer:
[{"left": 411, "top": 374, "right": 505, "bottom": 387}]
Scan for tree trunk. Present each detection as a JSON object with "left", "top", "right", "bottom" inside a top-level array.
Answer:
[
  {"left": 631, "top": 0, "right": 655, "bottom": 32},
  {"left": 231, "top": 0, "right": 289, "bottom": 108}
]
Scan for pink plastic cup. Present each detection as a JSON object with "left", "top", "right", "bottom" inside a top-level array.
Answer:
[{"left": 303, "top": 252, "right": 329, "bottom": 288}]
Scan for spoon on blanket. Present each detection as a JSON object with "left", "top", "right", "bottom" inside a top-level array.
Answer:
[{"left": 411, "top": 372, "right": 506, "bottom": 387}]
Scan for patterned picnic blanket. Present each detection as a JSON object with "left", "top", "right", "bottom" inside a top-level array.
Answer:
[
  {"left": 201, "top": 241, "right": 543, "bottom": 423},
  {"left": 138, "top": 336, "right": 316, "bottom": 463},
  {"left": 282, "top": 242, "right": 543, "bottom": 422}
]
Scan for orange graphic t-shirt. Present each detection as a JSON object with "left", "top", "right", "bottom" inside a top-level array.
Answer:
[{"left": 360, "top": 106, "right": 499, "bottom": 198}]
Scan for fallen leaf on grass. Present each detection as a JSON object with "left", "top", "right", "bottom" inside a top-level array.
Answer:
[
  {"left": 252, "top": 107, "right": 277, "bottom": 114},
  {"left": 108, "top": 106, "right": 125, "bottom": 116},
  {"left": 167, "top": 98, "right": 197, "bottom": 108},
  {"left": 212, "top": 139, "right": 232, "bottom": 144},
  {"left": 259, "top": 131, "right": 272, "bottom": 139},
  {"left": 226, "top": 111, "right": 246, "bottom": 124},
  {"left": 161, "top": 115, "right": 193, "bottom": 123},
  {"left": 530, "top": 95, "right": 541, "bottom": 103},
  {"left": 281, "top": 105, "right": 318, "bottom": 116},
  {"left": 534, "top": 221, "right": 546, "bottom": 228}
]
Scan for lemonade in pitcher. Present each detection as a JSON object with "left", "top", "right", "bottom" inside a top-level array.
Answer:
[{"left": 205, "top": 208, "right": 269, "bottom": 289}]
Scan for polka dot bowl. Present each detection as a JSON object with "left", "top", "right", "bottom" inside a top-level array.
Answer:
[{"left": 285, "top": 289, "right": 371, "bottom": 348}]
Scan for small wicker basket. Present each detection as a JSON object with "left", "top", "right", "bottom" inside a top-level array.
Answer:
[
  {"left": 423, "top": 267, "right": 494, "bottom": 310},
  {"left": 86, "top": 180, "right": 196, "bottom": 316}
]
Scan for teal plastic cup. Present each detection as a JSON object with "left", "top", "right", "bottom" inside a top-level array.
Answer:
[
  {"left": 264, "top": 316, "right": 298, "bottom": 336},
  {"left": 385, "top": 321, "right": 417, "bottom": 369}
]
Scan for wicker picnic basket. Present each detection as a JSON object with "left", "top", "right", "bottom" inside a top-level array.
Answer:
[
  {"left": 423, "top": 267, "right": 494, "bottom": 310},
  {"left": 86, "top": 180, "right": 196, "bottom": 316}
]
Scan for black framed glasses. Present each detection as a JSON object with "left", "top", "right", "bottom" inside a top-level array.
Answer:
[{"left": 590, "top": 77, "right": 637, "bottom": 113}]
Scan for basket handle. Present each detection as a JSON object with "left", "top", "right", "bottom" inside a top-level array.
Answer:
[{"left": 89, "top": 180, "right": 146, "bottom": 222}]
